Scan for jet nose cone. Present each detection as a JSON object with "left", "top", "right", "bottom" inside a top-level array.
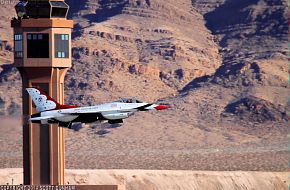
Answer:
[{"left": 154, "top": 105, "right": 169, "bottom": 110}]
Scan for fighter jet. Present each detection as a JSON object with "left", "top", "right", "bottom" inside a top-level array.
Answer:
[{"left": 26, "top": 87, "right": 168, "bottom": 128}]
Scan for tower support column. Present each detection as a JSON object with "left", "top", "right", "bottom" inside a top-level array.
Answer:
[{"left": 19, "top": 68, "right": 67, "bottom": 185}]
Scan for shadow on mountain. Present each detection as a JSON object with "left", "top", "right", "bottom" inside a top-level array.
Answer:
[
  {"left": 205, "top": 0, "right": 259, "bottom": 32},
  {"left": 0, "top": 64, "right": 19, "bottom": 82},
  {"left": 204, "top": 0, "right": 288, "bottom": 47},
  {"left": 179, "top": 75, "right": 210, "bottom": 95},
  {"left": 66, "top": 0, "right": 129, "bottom": 38},
  {"left": 180, "top": 61, "right": 261, "bottom": 94},
  {"left": 223, "top": 95, "right": 288, "bottom": 123},
  {"left": 0, "top": 64, "right": 13, "bottom": 76},
  {"left": 65, "top": 0, "right": 88, "bottom": 19},
  {"left": 212, "top": 61, "right": 261, "bottom": 80},
  {"left": 83, "top": 0, "right": 129, "bottom": 23},
  {"left": 72, "top": 23, "right": 84, "bottom": 39},
  {"left": 65, "top": 0, "right": 88, "bottom": 38}
]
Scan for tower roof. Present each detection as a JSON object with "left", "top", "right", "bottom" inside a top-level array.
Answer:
[{"left": 15, "top": 0, "right": 69, "bottom": 19}]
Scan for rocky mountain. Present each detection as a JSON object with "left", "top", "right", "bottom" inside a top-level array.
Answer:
[
  {"left": 0, "top": 0, "right": 288, "bottom": 170},
  {"left": 65, "top": 0, "right": 221, "bottom": 104}
]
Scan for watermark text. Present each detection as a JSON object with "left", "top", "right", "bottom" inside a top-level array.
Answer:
[{"left": 0, "top": 0, "right": 17, "bottom": 5}]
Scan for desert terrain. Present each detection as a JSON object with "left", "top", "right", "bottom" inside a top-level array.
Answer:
[
  {"left": 0, "top": 114, "right": 288, "bottom": 172},
  {"left": 0, "top": 0, "right": 288, "bottom": 189},
  {"left": 0, "top": 169, "right": 287, "bottom": 190}
]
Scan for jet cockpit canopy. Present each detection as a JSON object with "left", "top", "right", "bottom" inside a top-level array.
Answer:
[{"left": 117, "top": 98, "right": 143, "bottom": 103}]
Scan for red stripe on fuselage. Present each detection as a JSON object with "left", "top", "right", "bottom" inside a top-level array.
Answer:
[{"left": 55, "top": 105, "right": 79, "bottom": 110}]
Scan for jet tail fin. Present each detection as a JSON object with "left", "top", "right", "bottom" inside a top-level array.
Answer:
[{"left": 26, "top": 87, "right": 77, "bottom": 112}]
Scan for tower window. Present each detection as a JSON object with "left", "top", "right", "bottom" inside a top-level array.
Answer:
[
  {"left": 57, "top": 51, "right": 65, "bottom": 58},
  {"left": 55, "top": 34, "right": 69, "bottom": 58},
  {"left": 14, "top": 34, "right": 23, "bottom": 58},
  {"left": 50, "top": 1, "right": 69, "bottom": 18},
  {"left": 27, "top": 33, "right": 49, "bottom": 58}
]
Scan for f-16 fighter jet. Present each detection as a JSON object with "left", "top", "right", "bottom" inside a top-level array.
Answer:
[{"left": 26, "top": 87, "right": 168, "bottom": 128}]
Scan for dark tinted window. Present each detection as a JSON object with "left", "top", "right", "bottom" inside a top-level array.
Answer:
[
  {"left": 50, "top": 2, "right": 68, "bottom": 7},
  {"left": 14, "top": 34, "right": 23, "bottom": 58},
  {"left": 55, "top": 34, "right": 69, "bottom": 58},
  {"left": 25, "top": 1, "right": 51, "bottom": 18},
  {"left": 51, "top": 7, "right": 67, "bottom": 18},
  {"left": 50, "top": 1, "right": 68, "bottom": 18},
  {"left": 27, "top": 33, "right": 49, "bottom": 58}
]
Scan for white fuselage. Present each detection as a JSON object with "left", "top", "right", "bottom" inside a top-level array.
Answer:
[
  {"left": 27, "top": 87, "right": 168, "bottom": 127},
  {"left": 35, "top": 102, "right": 156, "bottom": 123}
]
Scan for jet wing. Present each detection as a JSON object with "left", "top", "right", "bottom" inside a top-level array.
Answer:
[{"left": 30, "top": 115, "right": 55, "bottom": 121}]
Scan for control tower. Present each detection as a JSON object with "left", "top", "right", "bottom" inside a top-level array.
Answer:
[{"left": 11, "top": 0, "right": 73, "bottom": 185}]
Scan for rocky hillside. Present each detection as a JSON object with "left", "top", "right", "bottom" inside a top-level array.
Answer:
[
  {"left": 65, "top": 0, "right": 221, "bottom": 104},
  {"left": 188, "top": 0, "right": 288, "bottom": 124},
  {"left": 0, "top": 0, "right": 287, "bottom": 120},
  {"left": 0, "top": 0, "right": 223, "bottom": 111}
]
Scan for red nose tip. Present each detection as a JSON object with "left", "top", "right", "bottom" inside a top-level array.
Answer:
[{"left": 155, "top": 105, "right": 169, "bottom": 110}]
